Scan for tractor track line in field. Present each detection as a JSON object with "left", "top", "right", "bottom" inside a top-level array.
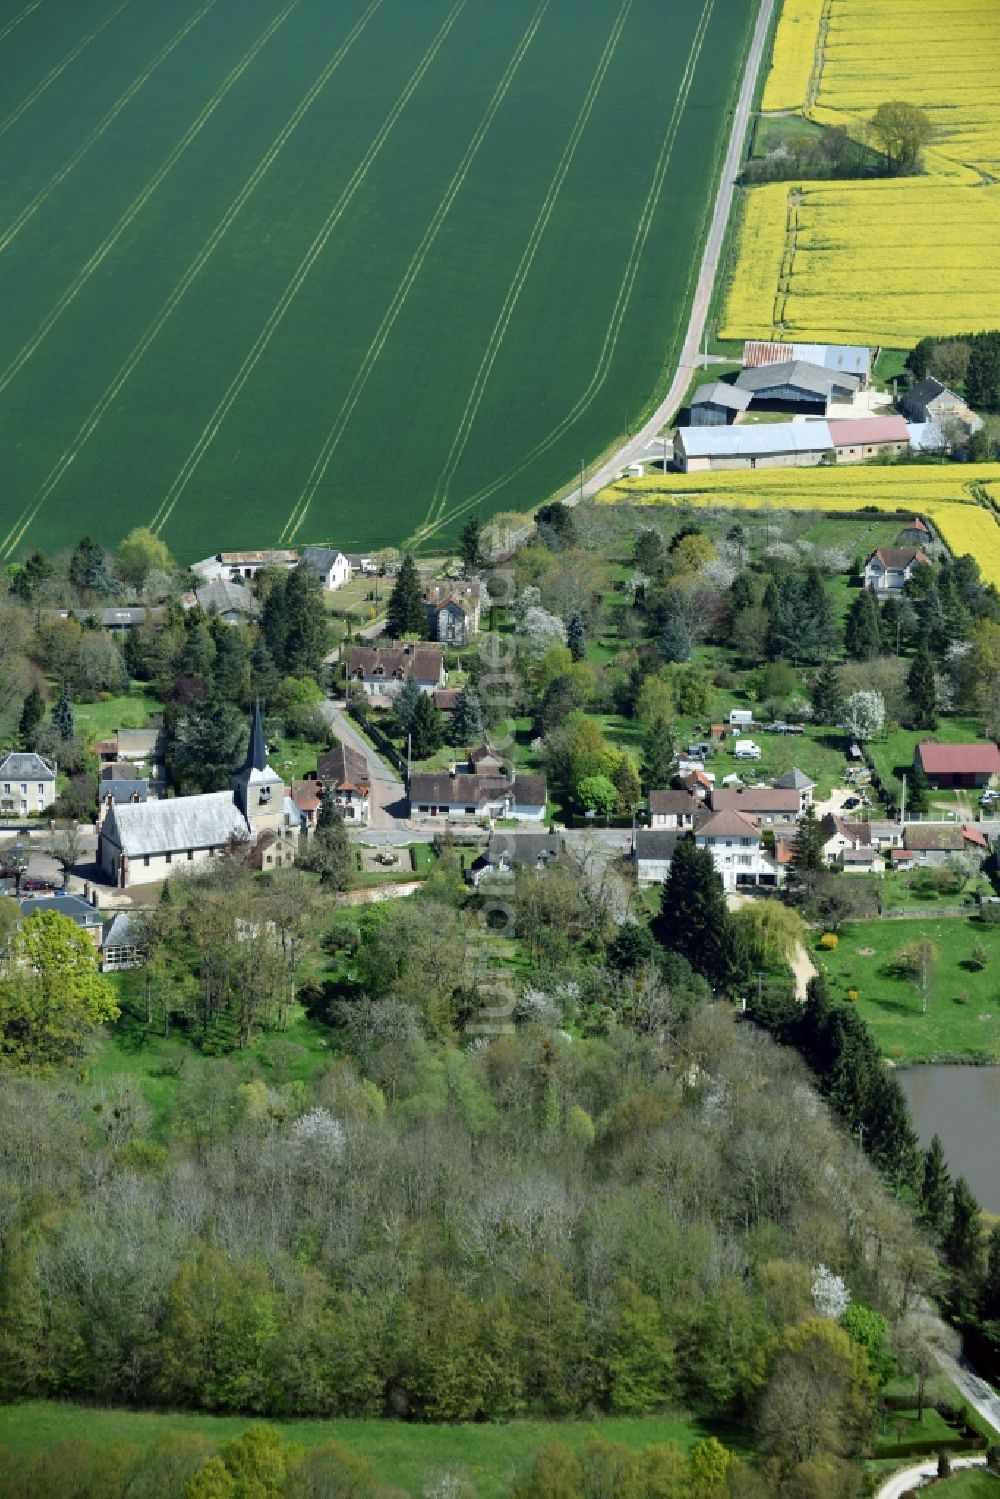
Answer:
[
  {"left": 0, "top": 0, "right": 299, "bottom": 414},
  {"left": 0, "top": 0, "right": 220, "bottom": 258},
  {"left": 0, "top": 0, "right": 382, "bottom": 559},
  {"left": 414, "top": 0, "right": 714, "bottom": 544},
  {"left": 416, "top": 0, "right": 633, "bottom": 535},
  {"left": 0, "top": 0, "right": 131, "bottom": 141},
  {"left": 279, "top": 0, "right": 551, "bottom": 546},
  {"left": 149, "top": 0, "right": 468, "bottom": 541},
  {"left": 0, "top": 0, "right": 44, "bottom": 48}
]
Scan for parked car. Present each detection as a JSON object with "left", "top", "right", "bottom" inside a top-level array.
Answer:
[
  {"left": 22, "top": 878, "right": 54, "bottom": 894},
  {"left": 843, "top": 796, "right": 861, "bottom": 810}
]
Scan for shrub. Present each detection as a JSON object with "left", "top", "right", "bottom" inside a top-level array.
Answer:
[
  {"left": 847, "top": 988, "right": 858, "bottom": 1003},
  {"left": 819, "top": 933, "right": 839, "bottom": 950},
  {"left": 954, "top": 989, "right": 970, "bottom": 1005}
]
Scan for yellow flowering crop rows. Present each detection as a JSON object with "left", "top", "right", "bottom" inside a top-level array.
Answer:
[
  {"left": 596, "top": 465, "right": 1000, "bottom": 584},
  {"left": 730, "top": 0, "right": 1000, "bottom": 346},
  {"left": 759, "top": 0, "right": 825, "bottom": 112}
]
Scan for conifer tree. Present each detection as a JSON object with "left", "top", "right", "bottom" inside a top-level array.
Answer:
[
  {"left": 652, "top": 837, "right": 735, "bottom": 991},
  {"left": 18, "top": 686, "right": 44, "bottom": 747},
  {"left": 386, "top": 554, "right": 427, "bottom": 638},
  {"left": 450, "top": 685, "right": 483, "bottom": 744},
  {"left": 409, "top": 693, "right": 445, "bottom": 760},
  {"left": 810, "top": 659, "right": 842, "bottom": 725},
  {"left": 458, "top": 514, "right": 483, "bottom": 572},
  {"left": 907, "top": 762, "right": 930, "bottom": 814},
  {"left": 640, "top": 712, "right": 673, "bottom": 793},
  {"left": 845, "top": 590, "right": 882, "bottom": 661},
  {"left": 907, "top": 639, "right": 938, "bottom": 730},
  {"left": 944, "top": 1177, "right": 983, "bottom": 1278},
  {"left": 394, "top": 674, "right": 423, "bottom": 734},
  {"left": 567, "top": 611, "right": 586, "bottom": 663},
  {"left": 921, "top": 1135, "right": 952, "bottom": 1235},
  {"left": 310, "top": 796, "right": 350, "bottom": 890},
  {"left": 52, "top": 684, "right": 75, "bottom": 742},
  {"left": 791, "top": 804, "right": 824, "bottom": 873}
]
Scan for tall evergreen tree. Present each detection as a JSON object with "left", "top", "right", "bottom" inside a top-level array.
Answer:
[
  {"left": 212, "top": 629, "right": 250, "bottom": 706},
  {"left": 980, "top": 1224, "right": 1000, "bottom": 1323},
  {"left": 907, "top": 639, "right": 938, "bottom": 730},
  {"left": 880, "top": 596, "right": 902, "bottom": 653},
  {"left": 791, "top": 804, "right": 824, "bottom": 873},
  {"left": 394, "top": 674, "right": 423, "bottom": 734},
  {"left": 450, "top": 685, "right": 483, "bottom": 744},
  {"left": 640, "top": 713, "right": 673, "bottom": 793},
  {"left": 659, "top": 615, "right": 692, "bottom": 664},
  {"left": 283, "top": 564, "right": 327, "bottom": 677},
  {"left": 386, "top": 554, "right": 427, "bottom": 638},
  {"left": 801, "top": 567, "right": 840, "bottom": 658},
  {"left": 567, "top": 611, "right": 586, "bottom": 663},
  {"left": 409, "top": 693, "right": 444, "bottom": 760},
  {"left": 907, "top": 762, "right": 930, "bottom": 814},
  {"left": 944, "top": 1177, "right": 983, "bottom": 1278},
  {"left": 845, "top": 590, "right": 882, "bottom": 661},
  {"left": 18, "top": 685, "right": 45, "bottom": 747},
  {"left": 52, "top": 684, "right": 75, "bottom": 742},
  {"left": 810, "top": 659, "right": 842, "bottom": 724},
  {"left": 310, "top": 796, "right": 350, "bottom": 890},
  {"left": 651, "top": 837, "right": 735, "bottom": 991},
  {"left": 250, "top": 640, "right": 280, "bottom": 703},
  {"left": 921, "top": 1135, "right": 952, "bottom": 1235},
  {"left": 458, "top": 514, "right": 483, "bottom": 572},
  {"left": 69, "top": 535, "right": 107, "bottom": 595}
]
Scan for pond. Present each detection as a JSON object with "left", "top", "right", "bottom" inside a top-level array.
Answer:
[{"left": 900, "top": 1065, "right": 1000, "bottom": 1213}]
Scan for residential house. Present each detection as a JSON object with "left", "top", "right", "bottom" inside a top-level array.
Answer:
[
  {"left": 682, "top": 769, "right": 714, "bottom": 799},
  {"left": 695, "top": 810, "right": 781, "bottom": 891},
  {"left": 710, "top": 786, "right": 800, "bottom": 828},
  {"left": 115, "top": 727, "right": 165, "bottom": 767},
  {"left": 315, "top": 743, "right": 371, "bottom": 824},
  {"left": 424, "top": 581, "right": 482, "bottom": 645},
  {"left": 633, "top": 829, "right": 682, "bottom": 887},
  {"left": 469, "top": 832, "right": 563, "bottom": 884},
  {"left": 468, "top": 745, "right": 506, "bottom": 776},
  {"left": 772, "top": 767, "right": 816, "bottom": 812},
  {"left": 899, "top": 377, "right": 983, "bottom": 434},
  {"left": 841, "top": 846, "right": 882, "bottom": 874},
  {"left": 19, "top": 893, "right": 103, "bottom": 947},
  {"left": 408, "top": 769, "right": 546, "bottom": 823},
  {"left": 301, "top": 546, "right": 351, "bottom": 591},
  {"left": 734, "top": 359, "right": 859, "bottom": 410},
  {"left": 98, "top": 706, "right": 295, "bottom": 887},
  {"left": 348, "top": 642, "right": 446, "bottom": 699},
  {"left": 674, "top": 420, "right": 833, "bottom": 473},
  {"left": 867, "top": 820, "right": 904, "bottom": 850},
  {"left": 649, "top": 789, "right": 698, "bottom": 829},
  {"left": 914, "top": 741, "right": 1000, "bottom": 789},
  {"left": 861, "top": 547, "right": 930, "bottom": 594},
  {"left": 689, "top": 381, "right": 752, "bottom": 426},
  {"left": 56, "top": 606, "right": 165, "bottom": 633},
  {"left": 819, "top": 814, "right": 872, "bottom": 865},
  {"left": 183, "top": 577, "right": 261, "bottom": 624},
  {"left": 741, "top": 340, "right": 871, "bottom": 384},
  {"left": 192, "top": 549, "right": 299, "bottom": 583},
  {"left": 896, "top": 517, "right": 932, "bottom": 548},
  {"left": 827, "top": 416, "right": 910, "bottom": 463},
  {"left": 902, "top": 823, "right": 983, "bottom": 866},
  {"left": 250, "top": 829, "right": 299, "bottom": 871},
  {"left": 0, "top": 752, "right": 57, "bottom": 816},
  {"left": 290, "top": 780, "right": 322, "bottom": 837}
]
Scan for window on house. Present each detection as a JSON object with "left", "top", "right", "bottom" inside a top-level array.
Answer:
[
  {"left": 143, "top": 856, "right": 150, "bottom": 867},
  {"left": 37, "top": 784, "right": 44, "bottom": 795},
  {"left": 187, "top": 850, "right": 194, "bottom": 861},
  {"left": 165, "top": 852, "right": 171, "bottom": 865},
  {"left": 465, "top": 806, "right": 475, "bottom": 814}
]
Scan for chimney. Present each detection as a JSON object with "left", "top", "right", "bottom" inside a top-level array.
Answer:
[
  {"left": 83, "top": 881, "right": 90, "bottom": 902},
  {"left": 90, "top": 886, "right": 100, "bottom": 909}
]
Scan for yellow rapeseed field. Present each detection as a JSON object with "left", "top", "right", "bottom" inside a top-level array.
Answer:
[
  {"left": 759, "top": 0, "right": 825, "bottom": 112},
  {"left": 596, "top": 464, "right": 1000, "bottom": 585},
  {"left": 724, "top": 0, "right": 1000, "bottom": 346}
]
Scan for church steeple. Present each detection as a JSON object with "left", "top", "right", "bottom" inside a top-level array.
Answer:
[{"left": 244, "top": 699, "right": 268, "bottom": 773}]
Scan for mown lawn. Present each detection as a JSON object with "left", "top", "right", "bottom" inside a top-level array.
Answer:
[
  {"left": 818, "top": 916, "right": 1000, "bottom": 1062},
  {"left": 679, "top": 724, "right": 848, "bottom": 801},
  {"left": 0, "top": 1403, "right": 725, "bottom": 1498},
  {"left": 865, "top": 715, "right": 986, "bottom": 810},
  {"left": 74, "top": 689, "right": 164, "bottom": 745}
]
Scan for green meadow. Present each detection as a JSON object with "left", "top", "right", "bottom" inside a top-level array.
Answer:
[{"left": 0, "top": 0, "right": 752, "bottom": 561}]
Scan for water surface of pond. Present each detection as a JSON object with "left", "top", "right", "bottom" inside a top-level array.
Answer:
[{"left": 900, "top": 1065, "right": 1000, "bottom": 1212}]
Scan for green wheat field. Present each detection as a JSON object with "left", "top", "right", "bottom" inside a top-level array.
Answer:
[{"left": 0, "top": 0, "right": 749, "bottom": 560}]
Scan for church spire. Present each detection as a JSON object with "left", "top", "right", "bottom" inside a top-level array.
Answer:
[{"left": 245, "top": 700, "right": 268, "bottom": 772}]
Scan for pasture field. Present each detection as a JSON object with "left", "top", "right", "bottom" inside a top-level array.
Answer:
[
  {"left": 0, "top": 0, "right": 753, "bottom": 562},
  {"left": 723, "top": 0, "right": 1000, "bottom": 346}
]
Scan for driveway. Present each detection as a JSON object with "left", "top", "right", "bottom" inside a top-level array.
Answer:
[
  {"left": 874, "top": 1457, "right": 987, "bottom": 1499},
  {"left": 321, "top": 700, "right": 406, "bottom": 830}
]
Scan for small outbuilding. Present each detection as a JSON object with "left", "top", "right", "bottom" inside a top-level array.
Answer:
[
  {"left": 914, "top": 741, "right": 1000, "bottom": 790},
  {"left": 827, "top": 416, "right": 910, "bottom": 463},
  {"left": 689, "top": 381, "right": 752, "bottom": 426}
]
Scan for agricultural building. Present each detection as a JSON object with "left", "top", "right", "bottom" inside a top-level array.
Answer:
[
  {"left": 826, "top": 416, "right": 910, "bottom": 463},
  {"left": 914, "top": 741, "right": 1000, "bottom": 790},
  {"left": 742, "top": 340, "right": 871, "bottom": 384},
  {"left": 673, "top": 421, "right": 833, "bottom": 473},
  {"left": 734, "top": 360, "right": 859, "bottom": 411},
  {"left": 192, "top": 550, "right": 299, "bottom": 583},
  {"left": 689, "top": 382, "right": 752, "bottom": 426}
]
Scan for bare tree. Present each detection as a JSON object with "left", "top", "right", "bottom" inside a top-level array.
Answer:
[{"left": 46, "top": 822, "right": 83, "bottom": 889}]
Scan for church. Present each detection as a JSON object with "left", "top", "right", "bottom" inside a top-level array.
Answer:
[{"left": 98, "top": 705, "right": 300, "bottom": 888}]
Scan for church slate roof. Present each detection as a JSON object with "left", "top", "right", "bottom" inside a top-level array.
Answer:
[{"left": 102, "top": 793, "right": 249, "bottom": 858}]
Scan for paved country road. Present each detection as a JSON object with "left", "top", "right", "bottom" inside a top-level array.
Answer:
[
  {"left": 322, "top": 700, "right": 405, "bottom": 830},
  {"left": 577, "top": 0, "right": 776, "bottom": 501}
]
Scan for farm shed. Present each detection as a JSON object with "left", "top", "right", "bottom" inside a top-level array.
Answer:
[
  {"left": 673, "top": 421, "right": 833, "bottom": 473},
  {"left": 734, "top": 360, "right": 859, "bottom": 411},
  {"left": 827, "top": 416, "right": 910, "bottom": 463},
  {"left": 689, "top": 382, "right": 752, "bottom": 426},
  {"left": 742, "top": 340, "right": 871, "bottom": 384},
  {"left": 914, "top": 741, "right": 1000, "bottom": 790}
]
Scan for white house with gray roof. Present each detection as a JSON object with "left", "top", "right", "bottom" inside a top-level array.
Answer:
[
  {"left": 301, "top": 546, "right": 351, "bottom": 590},
  {"left": 0, "top": 752, "right": 57, "bottom": 816},
  {"left": 98, "top": 706, "right": 296, "bottom": 887}
]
